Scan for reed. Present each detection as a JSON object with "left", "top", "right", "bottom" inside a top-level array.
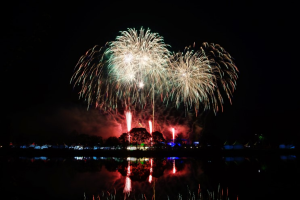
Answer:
[{"left": 84, "top": 183, "right": 238, "bottom": 200}]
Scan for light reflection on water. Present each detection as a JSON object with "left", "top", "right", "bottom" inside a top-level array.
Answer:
[{"left": 2, "top": 155, "right": 298, "bottom": 200}]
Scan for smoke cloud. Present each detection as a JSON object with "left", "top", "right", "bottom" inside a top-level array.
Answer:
[{"left": 9, "top": 100, "right": 209, "bottom": 140}]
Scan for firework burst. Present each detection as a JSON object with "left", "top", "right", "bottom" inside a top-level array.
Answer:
[
  {"left": 168, "top": 50, "right": 216, "bottom": 115},
  {"left": 200, "top": 42, "right": 239, "bottom": 110},
  {"left": 71, "top": 28, "right": 238, "bottom": 122},
  {"left": 70, "top": 45, "right": 108, "bottom": 110},
  {"left": 105, "top": 27, "right": 171, "bottom": 109},
  {"left": 167, "top": 42, "right": 239, "bottom": 115}
]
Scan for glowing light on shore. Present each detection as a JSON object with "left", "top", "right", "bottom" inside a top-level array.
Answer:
[{"left": 173, "top": 160, "right": 176, "bottom": 174}]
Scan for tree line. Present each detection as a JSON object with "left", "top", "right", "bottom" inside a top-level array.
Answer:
[{"left": 7, "top": 128, "right": 166, "bottom": 148}]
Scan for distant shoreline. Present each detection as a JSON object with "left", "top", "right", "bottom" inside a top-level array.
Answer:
[{"left": 1, "top": 148, "right": 297, "bottom": 157}]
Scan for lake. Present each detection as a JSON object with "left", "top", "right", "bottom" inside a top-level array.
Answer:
[{"left": 1, "top": 154, "right": 298, "bottom": 200}]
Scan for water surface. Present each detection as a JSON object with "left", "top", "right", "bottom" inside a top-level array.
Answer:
[{"left": 1, "top": 155, "right": 298, "bottom": 200}]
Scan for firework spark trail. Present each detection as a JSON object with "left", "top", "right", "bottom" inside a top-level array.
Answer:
[
  {"left": 126, "top": 111, "right": 132, "bottom": 133},
  {"left": 149, "top": 121, "right": 152, "bottom": 135},
  {"left": 199, "top": 42, "right": 239, "bottom": 112},
  {"left": 172, "top": 128, "right": 175, "bottom": 142},
  {"left": 70, "top": 45, "right": 108, "bottom": 110},
  {"left": 126, "top": 111, "right": 132, "bottom": 143},
  {"left": 149, "top": 120, "right": 153, "bottom": 145}
]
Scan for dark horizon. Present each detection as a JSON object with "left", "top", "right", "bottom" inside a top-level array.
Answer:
[{"left": 1, "top": 1, "right": 298, "bottom": 144}]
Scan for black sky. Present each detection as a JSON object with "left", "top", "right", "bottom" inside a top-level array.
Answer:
[{"left": 1, "top": 0, "right": 299, "bottom": 143}]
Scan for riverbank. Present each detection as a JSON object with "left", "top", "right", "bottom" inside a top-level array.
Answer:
[{"left": 1, "top": 148, "right": 297, "bottom": 157}]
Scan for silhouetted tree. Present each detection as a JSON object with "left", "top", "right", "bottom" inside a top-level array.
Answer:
[
  {"left": 130, "top": 128, "right": 151, "bottom": 146},
  {"left": 152, "top": 158, "right": 167, "bottom": 178},
  {"left": 78, "top": 133, "right": 89, "bottom": 145},
  {"left": 152, "top": 131, "right": 165, "bottom": 144},
  {"left": 152, "top": 131, "right": 165, "bottom": 148},
  {"left": 105, "top": 137, "right": 120, "bottom": 146},
  {"left": 105, "top": 160, "right": 119, "bottom": 172},
  {"left": 119, "top": 133, "right": 129, "bottom": 149},
  {"left": 89, "top": 135, "right": 103, "bottom": 146},
  {"left": 200, "top": 132, "right": 223, "bottom": 148},
  {"left": 175, "top": 133, "right": 185, "bottom": 146},
  {"left": 69, "top": 130, "right": 79, "bottom": 144},
  {"left": 67, "top": 131, "right": 103, "bottom": 146},
  {"left": 118, "top": 160, "right": 150, "bottom": 181}
]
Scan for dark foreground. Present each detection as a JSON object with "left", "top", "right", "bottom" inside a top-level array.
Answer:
[{"left": 1, "top": 154, "right": 298, "bottom": 200}]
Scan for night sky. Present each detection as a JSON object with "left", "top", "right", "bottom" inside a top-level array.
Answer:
[{"left": 1, "top": 1, "right": 298, "bottom": 144}]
